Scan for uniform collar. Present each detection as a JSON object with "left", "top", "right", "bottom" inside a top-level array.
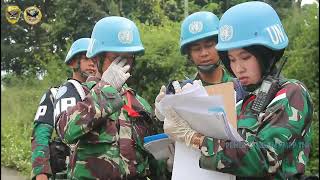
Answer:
[{"left": 193, "top": 67, "right": 233, "bottom": 86}]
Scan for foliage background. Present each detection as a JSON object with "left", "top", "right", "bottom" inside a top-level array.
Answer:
[{"left": 1, "top": 0, "right": 318, "bottom": 177}]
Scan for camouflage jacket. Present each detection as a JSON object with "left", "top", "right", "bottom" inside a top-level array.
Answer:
[
  {"left": 56, "top": 79, "right": 166, "bottom": 180},
  {"left": 198, "top": 79, "right": 313, "bottom": 179},
  {"left": 31, "top": 88, "right": 57, "bottom": 179},
  {"left": 31, "top": 79, "right": 85, "bottom": 180}
]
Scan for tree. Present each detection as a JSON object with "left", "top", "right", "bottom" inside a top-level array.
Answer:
[
  {"left": 1, "top": 0, "right": 54, "bottom": 75},
  {"left": 129, "top": 20, "right": 197, "bottom": 102},
  {"left": 282, "top": 4, "right": 319, "bottom": 175}
]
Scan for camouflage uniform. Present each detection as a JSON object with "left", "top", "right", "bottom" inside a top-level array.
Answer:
[
  {"left": 31, "top": 88, "right": 57, "bottom": 179},
  {"left": 53, "top": 79, "right": 87, "bottom": 179},
  {"left": 56, "top": 78, "right": 166, "bottom": 180},
  {"left": 31, "top": 79, "right": 85, "bottom": 180},
  {"left": 198, "top": 79, "right": 313, "bottom": 179}
]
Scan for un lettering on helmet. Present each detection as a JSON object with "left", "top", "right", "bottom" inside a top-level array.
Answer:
[
  {"left": 266, "top": 24, "right": 286, "bottom": 45},
  {"left": 216, "top": 1, "right": 289, "bottom": 51}
]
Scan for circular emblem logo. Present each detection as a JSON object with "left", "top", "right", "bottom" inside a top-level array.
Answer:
[
  {"left": 118, "top": 30, "right": 133, "bottom": 44},
  {"left": 220, "top": 25, "right": 233, "bottom": 41},
  {"left": 189, "top": 21, "right": 203, "bottom": 34},
  {"left": 5, "top": 6, "right": 21, "bottom": 24},
  {"left": 24, "top": 6, "right": 42, "bottom": 25}
]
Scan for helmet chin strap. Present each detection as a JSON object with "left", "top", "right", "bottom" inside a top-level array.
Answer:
[
  {"left": 73, "top": 60, "right": 91, "bottom": 81},
  {"left": 80, "top": 71, "right": 90, "bottom": 80},
  {"left": 196, "top": 60, "right": 221, "bottom": 74},
  {"left": 95, "top": 55, "right": 105, "bottom": 74}
]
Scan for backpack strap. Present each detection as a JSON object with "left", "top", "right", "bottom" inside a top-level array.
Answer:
[
  {"left": 49, "top": 87, "right": 58, "bottom": 101},
  {"left": 67, "top": 79, "right": 86, "bottom": 100}
]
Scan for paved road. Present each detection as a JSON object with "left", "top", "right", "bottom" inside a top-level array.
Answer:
[{"left": 1, "top": 167, "right": 27, "bottom": 180}]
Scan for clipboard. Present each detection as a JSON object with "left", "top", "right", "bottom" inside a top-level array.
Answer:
[{"left": 205, "top": 82, "right": 237, "bottom": 129}]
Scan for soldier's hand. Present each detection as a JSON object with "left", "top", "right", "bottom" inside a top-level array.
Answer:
[
  {"left": 101, "top": 57, "right": 130, "bottom": 90},
  {"left": 155, "top": 85, "right": 166, "bottom": 121},
  {"left": 164, "top": 108, "right": 196, "bottom": 146},
  {"left": 171, "top": 81, "right": 182, "bottom": 94},
  {"left": 166, "top": 143, "right": 175, "bottom": 172},
  {"left": 36, "top": 174, "right": 48, "bottom": 180},
  {"left": 178, "top": 80, "right": 203, "bottom": 94}
]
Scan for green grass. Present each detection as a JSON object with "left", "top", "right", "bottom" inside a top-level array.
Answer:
[{"left": 1, "top": 85, "right": 47, "bottom": 177}]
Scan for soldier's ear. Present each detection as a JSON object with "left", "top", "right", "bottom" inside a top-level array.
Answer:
[{"left": 68, "top": 59, "right": 77, "bottom": 68}]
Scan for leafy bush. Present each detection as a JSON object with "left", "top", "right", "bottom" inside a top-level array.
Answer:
[
  {"left": 282, "top": 5, "right": 319, "bottom": 175},
  {"left": 1, "top": 86, "right": 44, "bottom": 176},
  {"left": 131, "top": 20, "right": 197, "bottom": 103},
  {"left": 1, "top": 48, "right": 68, "bottom": 176}
]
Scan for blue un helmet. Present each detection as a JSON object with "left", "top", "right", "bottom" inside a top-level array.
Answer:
[
  {"left": 216, "top": 1, "right": 288, "bottom": 51},
  {"left": 86, "top": 16, "right": 144, "bottom": 58},
  {"left": 180, "top": 11, "right": 220, "bottom": 55},
  {"left": 216, "top": 1, "right": 289, "bottom": 77},
  {"left": 65, "top": 38, "right": 91, "bottom": 65}
]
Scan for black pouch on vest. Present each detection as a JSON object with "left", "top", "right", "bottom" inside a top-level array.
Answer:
[{"left": 49, "top": 137, "right": 70, "bottom": 174}]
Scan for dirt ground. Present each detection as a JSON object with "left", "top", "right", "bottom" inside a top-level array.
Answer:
[{"left": 1, "top": 166, "right": 27, "bottom": 180}]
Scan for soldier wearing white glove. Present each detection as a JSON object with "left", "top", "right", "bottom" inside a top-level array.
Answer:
[
  {"left": 164, "top": 108, "right": 205, "bottom": 149},
  {"left": 155, "top": 85, "right": 166, "bottom": 121},
  {"left": 101, "top": 56, "right": 131, "bottom": 91},
  {"left": 163, "top": 80, "right": 205, "bottom": 149},
  {"left": 179, "top": 79, "right": 203, "bottom": 93},
  {"left": 166, "top": 143, "right": 175, "bottom": 172},
  {"left": 154, "top": 81, "right": 183, "bottom": 121},
  {"left": 156, "top": 80, "right": 204, "bottom": 173}
]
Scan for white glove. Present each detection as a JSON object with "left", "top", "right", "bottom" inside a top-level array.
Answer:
[
  {"left": 155, "top": 85, "right": 166, "bottom": 121},
  {"left": 166, "top": 143, "right": 175, "bottom": 172},
  {"left": 176, "top": 80, "right": 202, "bottom": 94},
  {"left": 164, "top": 108, "right": 196, "bottom": 146},
  {"left": 101, "top": 57, "right": 130, "bottom": 90},
  {"left": 154, "top": 81, "right": 183, "bottom": 121},
  {"left": 171, "top": 80, "right": 182, "bottom": 94},
  {"left": 177, "top": 80, "right": 203, "bottom": 94}
]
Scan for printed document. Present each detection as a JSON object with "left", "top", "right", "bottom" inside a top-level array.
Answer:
[
  {"left": 172, "top": 141, "right": 236, "bottom": 180},
  {"left": 159, "top": 82, "right": 243, "bottom": 179},
  {"left": 158, "top": 83, "right": 242, "bottom": 141}
]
